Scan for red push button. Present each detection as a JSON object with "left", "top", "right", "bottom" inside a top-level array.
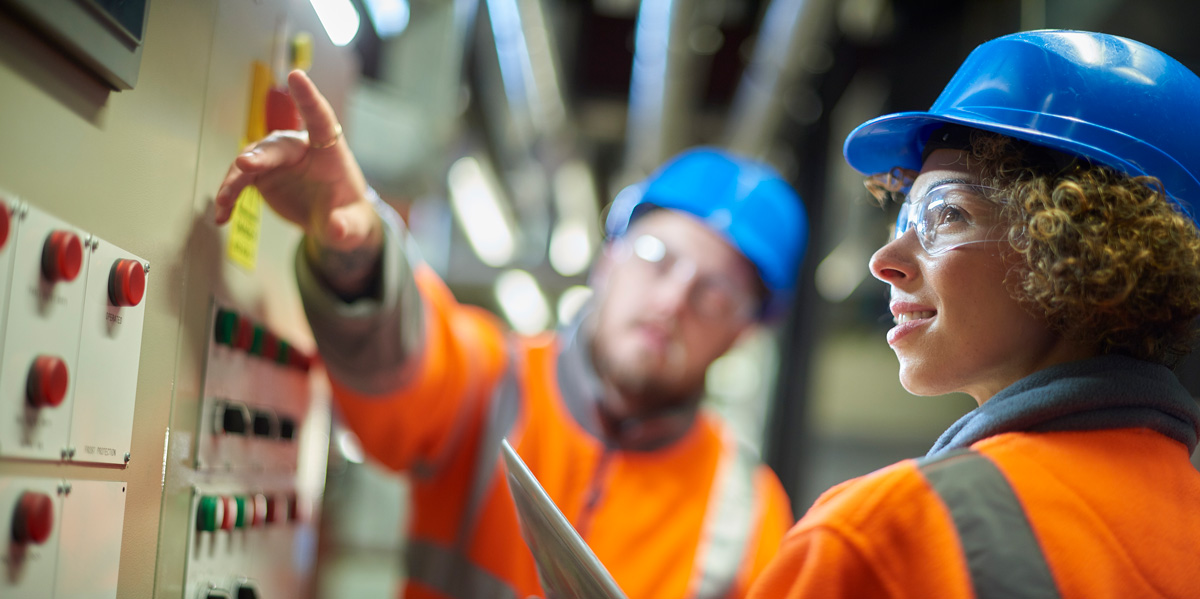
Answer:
[
  {"left": 252, "top": 494, "right": 268, "bottom": 527},
  {"left": 266, "top": 87, "right": 302, "bottom": 133},
  {"left": 220, "top": 496, "right": 236, "bottom": 531},
  {"left": 109, "top": 259, "right": 146, "bottom": 306},
  {"left": 27, "top": 355, "right": 68, "bottom": 408},
  {"left": 41, "top": 230, "right": 83, "bottom": 282},
  {"left": 12, "top": 491, "right": 54, "bottom": 544},
  {"left": 0, "top": 202, "right": 10, "bottom": 251},
  {"left": 264, "top": 494, "right": 279, "bottom": 524}
]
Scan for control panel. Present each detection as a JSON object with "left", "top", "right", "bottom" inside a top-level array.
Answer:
[
  {"left": 0, "top": 0, "right": 357, "bottom": 595},
  {"left": 183, "top": 304, "right": 324, "bottom": 598},
  {"left": 0, "top": 196, "right": 148, "bottom": 464},
  {"left": 0, "top": 194, "right": 147, "bottom": 598}
]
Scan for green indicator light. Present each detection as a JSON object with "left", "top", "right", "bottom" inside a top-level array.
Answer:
[
  {"left": 214, "top": 310, "right": 237, "bottom": 345},
  {"left": 235, "top": 496, "right": 249, "bottom": 528},
  {"left": 197, "top": 495, "right": 220, "bottom": 532}
]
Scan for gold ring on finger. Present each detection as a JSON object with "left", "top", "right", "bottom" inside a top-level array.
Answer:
[{"left": 310, "top": 123, "right": 343, "bottom": 150}]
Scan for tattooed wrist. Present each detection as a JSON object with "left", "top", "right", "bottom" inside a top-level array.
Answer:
[{"left": 306, "top": 228, "right": 383, "bottom": 302}]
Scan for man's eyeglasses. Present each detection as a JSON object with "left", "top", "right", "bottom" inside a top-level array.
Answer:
[{"left": 612, "top": 234, "right": 758, "bottom": 321}]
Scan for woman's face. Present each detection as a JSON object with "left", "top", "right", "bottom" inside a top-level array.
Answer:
[{"left": 869, "top": 149, "right": 1092, "bottom": 404}]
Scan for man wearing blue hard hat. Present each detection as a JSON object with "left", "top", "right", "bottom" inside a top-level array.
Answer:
[
  {"left": 214, "top": 69, "right": 809, "bottom": 598},
  {"left": 751, "top": 30, "right": 1200, "bottom": 599}
]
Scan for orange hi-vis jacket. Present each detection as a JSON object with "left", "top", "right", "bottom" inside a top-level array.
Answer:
[
  {"left": 749, "top": 355, "right": 1200, "bottom": 599},
  {"left": 296, "top": 209, "right": 793, "bottom": 599}
]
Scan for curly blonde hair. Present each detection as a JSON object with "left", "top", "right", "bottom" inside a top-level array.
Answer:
[{"left": 964, "top": 132, "right": 1200, "bottom": 366}]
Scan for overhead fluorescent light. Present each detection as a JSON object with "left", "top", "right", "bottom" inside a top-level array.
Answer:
[
  {"left": 310, "top": 0, "right": 361, "bottom": 46},
  {"left": 556, "top": 285, "right": 593, "bottom": 325},
  {"left": 448, "top": 156, "right": 518, "bottom": 267},
  {"left": 495, "top": 269, "right": 551, "bottom": 334},
  {"left": 363, "top": 0, "right": 410, "bottom": 38}
]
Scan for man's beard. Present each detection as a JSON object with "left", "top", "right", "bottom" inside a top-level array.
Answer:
[{"left": 590, "top": 333, "right": 702, "bottom": 417}]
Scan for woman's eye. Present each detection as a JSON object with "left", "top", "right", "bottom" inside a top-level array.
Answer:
[
  {"left": 940, "top": 206, "right": 966, "bottom": 224},
  {"left": 928, "top": 201, "right": 969, "bottom": 228}
]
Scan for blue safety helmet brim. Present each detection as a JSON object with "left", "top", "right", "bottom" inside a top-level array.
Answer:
[
  {"left": 605, "top": 147, "right": 808, "bottom": 320},
  {"left": 843, "top": 30, "right": 1200, "bottom": 224}
]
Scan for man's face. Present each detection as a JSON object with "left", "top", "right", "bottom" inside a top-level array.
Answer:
[{"left": 591, "top": 210, "right": 760, "bottom": 414}]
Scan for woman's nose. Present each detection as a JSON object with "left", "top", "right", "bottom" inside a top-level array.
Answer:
[{"left": 870, "top": 230, "right": 919, "bottom": 284}]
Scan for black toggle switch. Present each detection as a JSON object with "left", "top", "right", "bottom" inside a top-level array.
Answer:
[
  {"left": 216, "top": 401, "right": 249, "bottom": 435},
  {"left": 278, "top": 416, "right": 296, "bottom": 441},
  {"left": 252, "top": 409, "right": 277, "bottom": 438}
]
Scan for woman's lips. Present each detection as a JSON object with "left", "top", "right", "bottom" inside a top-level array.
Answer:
[
  {"left": 887, "top": 302, "right": 937, "bottom": 345},
  {"left": 887, "top": 315, "right": 934, "bottom": 345}
]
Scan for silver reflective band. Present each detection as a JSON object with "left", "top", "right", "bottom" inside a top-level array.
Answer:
[
  {"left": 407, "top": 539, "right": 520, "bottom": 599},
  {"left": 917, "top": 449, "right": 1061, "bottom": 599},
  {"left": 688, "top": 433, "right": 758, "bottom": 599}
]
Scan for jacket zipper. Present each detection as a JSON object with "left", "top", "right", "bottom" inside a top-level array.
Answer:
[{"left": 575, "top": 448, "right": 613, "bottom": 539}]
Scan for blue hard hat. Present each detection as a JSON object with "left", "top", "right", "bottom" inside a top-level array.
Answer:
[
  {"left": 843, "top": 30, "right": 1200, "bottom": 223},
  {"left": 605, "top": 147, "right": 808, "bottom": 319}
]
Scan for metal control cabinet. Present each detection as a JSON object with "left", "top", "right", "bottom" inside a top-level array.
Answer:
[{"left": 0, "top": 0, "right": 358, "bottom": 596}]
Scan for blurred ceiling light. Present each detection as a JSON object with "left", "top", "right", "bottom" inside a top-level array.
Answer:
[
  {"left": 557, "top": 285, "right": 594, "bottom": 325},
  {"left": 495, "top": 269, "right": 552, "bottom": 334},
  {"left": 816, "top": 239, "right": 870, "bottom": 302},
  {"left": 550, "top": 160, "right": 601, "bottom": 276},
  {"left": 448, "top": 156, "right": 517, "bottom": 267},
  {"left": 553, "top": 159, "right": 600, "bottom": 222},
  {"left": 310, "top": 0, "right": 361, "bottom": 46},
  {"left": 363, "top": 0, "right": 410, "bottom": 38},
  {"left": 549, "top": 220, "right": 592, "bottom": 276},
  {"left": 837, "top": 0, "right": 893, "bottom": 42}
]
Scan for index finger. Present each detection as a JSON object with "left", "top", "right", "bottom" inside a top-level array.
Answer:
[{"left": 287, "top": 70, "right": 341, "bottom": 145}]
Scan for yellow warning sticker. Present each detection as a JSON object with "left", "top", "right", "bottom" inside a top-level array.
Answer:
[{"left": 227, "top": 185, "right": 262, "bottom": 270}]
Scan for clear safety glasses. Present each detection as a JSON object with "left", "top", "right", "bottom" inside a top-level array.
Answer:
[
  {"left": 865, "top": 168, "right": 1009, "bottom": 256},
  {"left": 612, "top": 234, "right": 757, "bottom": 321},
  {"left": 889, "top": 182, "right": 1008, "bottom": 256}
]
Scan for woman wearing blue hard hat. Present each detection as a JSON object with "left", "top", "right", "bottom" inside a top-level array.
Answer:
[{"left": 749, "top": 30, "right": 1200, "bottom": 599}]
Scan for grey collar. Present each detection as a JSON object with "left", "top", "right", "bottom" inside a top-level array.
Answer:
[
  {"left": 555, "top": 308, "right": 700, "bottom": 451},
  {"left": 928, "top": 354, "right": 1200, "bottom": 457}
]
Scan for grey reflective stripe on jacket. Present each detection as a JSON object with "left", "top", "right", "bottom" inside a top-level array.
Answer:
[
  {"left": 405, "top": 350, "right": 524, "bottom": 599},
  {"left": 407, "top": 539, "right": 519, "bottom": 599},
  {"left": 688, "top": 434, "right": 759, "bottom": 599},
  {"left": 917, "top": 449, "right": 1061, "bottom": 599}
]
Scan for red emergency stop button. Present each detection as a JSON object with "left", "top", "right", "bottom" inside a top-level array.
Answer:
[
  {"left": 41, "top": 230, "right": 83, "bottom": 282},
  {"left": 27, "top": 355, "right": 69, "bottom": 408},
  {"left": 12, "top": 491, "right": 54, "bottom": 544},
  {"left": 109, "top": 259, "right": 146, "bottom": 307},
  {"left": 0, "top": 202, "right": 10, "bottom": 251}
]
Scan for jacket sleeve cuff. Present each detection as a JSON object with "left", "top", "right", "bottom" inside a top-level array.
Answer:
[{"left": 295, "top": 191, "right": 426, "bottom": 396}]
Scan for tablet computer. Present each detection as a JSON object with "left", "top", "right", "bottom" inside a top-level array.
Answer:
[{"left": 501, "top": 438, "right": 629, "bottom": 599}]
